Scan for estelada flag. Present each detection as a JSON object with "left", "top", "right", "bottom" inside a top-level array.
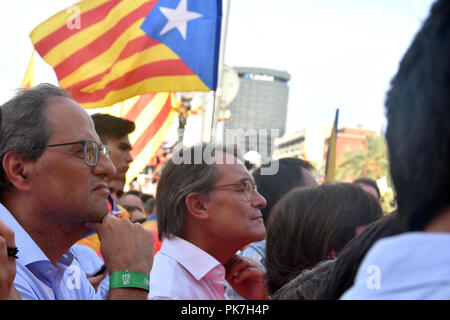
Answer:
[
  {"left": 114, "top": 92, "right": 178, "bottom": 185},
  {"left": 30, "top": 0, "right": 222, "bottom": 108}
]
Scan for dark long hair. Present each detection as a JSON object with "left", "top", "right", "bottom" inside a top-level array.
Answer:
[{"left": 265, "top": 183, "right": 383, "bottom": 295}]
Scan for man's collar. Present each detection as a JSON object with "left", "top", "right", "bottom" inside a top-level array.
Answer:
[
  {"left": 161, "top": 236, "right": 224, "bottom": 281},
  {"left": 0, "top": 203, "right": 51, "bottom": 266}
]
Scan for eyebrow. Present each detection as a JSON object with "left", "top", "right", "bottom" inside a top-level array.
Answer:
[
  {"left": 118, "top": 142, "right": 132, "bottom": 150},
  {"left": 240, "top": 177, "right": 255, "bottom": 184},
  {"left": 65, "top": 142, "right": 85, "bottom": 151}
]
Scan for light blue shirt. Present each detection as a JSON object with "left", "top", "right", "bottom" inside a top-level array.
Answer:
[
  {"left": 224, "top": 240, "right": 266, "bottom": 300},
  {"left": 240, "top": 240, "right": 266, "bottom": 272},
  {"left": 341, "top": 232, "right": 450, "bottom": 300},
  {"left": 71, "top": 244, "right": 109, "bottom": 300},
  {"left": 0, "top": 203, "right": 95, "bottom": 300}
]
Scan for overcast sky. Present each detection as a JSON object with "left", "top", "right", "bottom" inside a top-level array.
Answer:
[{"left": 0, "top": 0, "right": 435, "bottom": 134}]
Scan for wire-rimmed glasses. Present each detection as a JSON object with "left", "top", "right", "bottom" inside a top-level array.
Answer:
[
  {"left": 209, "top": 179, "right": 257, "bottom": 202},
  {"left": 43, "top": 138, "right": 111, "bottom": 167}
]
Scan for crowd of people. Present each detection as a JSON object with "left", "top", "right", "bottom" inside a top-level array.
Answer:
[{"left": 0, "top": 0, "right": 449, "bottom": 300}]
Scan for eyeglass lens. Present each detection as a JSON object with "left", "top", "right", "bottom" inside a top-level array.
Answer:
[
  {"left": 243, "top": 180, "right": 256, "bottom": 201},
  {"left": 85, "top": 140, "right": 98, "bottom": 166}
]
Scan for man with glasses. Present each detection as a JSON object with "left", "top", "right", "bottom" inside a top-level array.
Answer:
[
  {"left": 76, "top": 114, "right": 136, "bottom": 258},
  {"left": 0, "top": 83, "right": 154, "bottom": 299},
  {"left": 149, "top": 143, "right": 268, "bottom": 300}
]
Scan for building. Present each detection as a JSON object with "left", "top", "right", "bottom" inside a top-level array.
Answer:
[
  {"left": 323, "top": 127, "right": 377, "bottom": 165},
  {"left": 220, "top": 67, "right": 291, "bottom": 162},
  {"left": 273, "top": 126, "right": 331, "bottom": 167},
  {"left": 274, "top": 126, "right": 378, "bottom": 168}
]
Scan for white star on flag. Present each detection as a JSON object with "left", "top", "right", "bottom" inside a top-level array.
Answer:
[{"left": 159, "top": 0, "right": 203, "bottom": 40}]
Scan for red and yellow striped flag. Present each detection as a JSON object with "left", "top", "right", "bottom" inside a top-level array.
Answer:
[
  {"left": 22, "top": 50, "right": 34, "bottom": 89},
  {"left": 29, "top": 0, "right": 222, "bottom": 109},
  {"left": 104, "top": 92, "right": 178, "bottom": 185}
]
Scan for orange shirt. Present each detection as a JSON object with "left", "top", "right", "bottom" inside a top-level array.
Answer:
[{"left": 142, "top": 219, "right": 162, "bottom": 254}]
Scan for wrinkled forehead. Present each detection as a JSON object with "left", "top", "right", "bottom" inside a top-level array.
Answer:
[
  {"left": 213, "top": 151, "right": 250, "bottom": 182},
  {"left": 45, "top": 96, "right": 99, "bottom": 142},
  {"left": 213, "top": 151, "right": 243, "bottom": 166}
]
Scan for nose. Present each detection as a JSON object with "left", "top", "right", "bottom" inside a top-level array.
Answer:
[
  {"left": 251, "top": 190, "right": 267, "bottom": 209},
  {"left": 94, "top": 152, "right": 117, "bottom": 180},
  {"left": 125, "top": 150, "right": 133, "bottom": 164}
]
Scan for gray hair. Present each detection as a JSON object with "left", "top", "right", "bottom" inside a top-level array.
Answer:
[
  {"left": 0, "top": 83, "right": 69, "bottom": 193},
  {"left": 156, "top": 142, "right": 242, "bottom": 241}
]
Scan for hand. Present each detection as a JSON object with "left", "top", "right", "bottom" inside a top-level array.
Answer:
[
  {"left": 225, "top": 255, "right": 268, "bottom": 300},
  {"left": 0, "top": 219, "right": 19, "bottom": 300},
  {"left": 87, "top": 271, "right": 107, "bottom": 292},
  {"left": 85, "top": 215, "right": 154, "bottom": 275}
]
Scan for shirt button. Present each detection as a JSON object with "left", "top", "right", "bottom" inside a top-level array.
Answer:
[{"left": 46, "top": 269, "right": 53, "bottom": 275}]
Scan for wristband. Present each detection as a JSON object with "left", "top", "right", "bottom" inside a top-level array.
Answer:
[{"left": 109, "top": 270, "right": 150, "bottom": 291}]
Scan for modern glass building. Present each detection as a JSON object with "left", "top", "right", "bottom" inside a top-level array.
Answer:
[{"left": 221, "top": 67, "right": 290, "bottom": 162}]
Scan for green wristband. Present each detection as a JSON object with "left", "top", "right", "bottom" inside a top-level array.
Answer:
[{"left": 109, "top": 270, "right": 150, "bottom": 291}]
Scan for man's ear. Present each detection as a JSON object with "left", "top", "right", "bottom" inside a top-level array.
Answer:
[
  {"left": 185, "top": 192, "right": 210, "bottom": 220},
  {"left": 2, "top": 152, "right": 33, "bottom": 191}
]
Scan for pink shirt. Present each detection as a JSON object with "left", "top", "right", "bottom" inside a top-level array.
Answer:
[{"left": 148, "top": 236, "right": 226, "bottom": 300}]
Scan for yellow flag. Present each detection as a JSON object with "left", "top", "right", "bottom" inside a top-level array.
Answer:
[
  {"left": 325, "top": 109, "right": 339, "bottom": 183},
  {"left": 22, "top": 50, "right": 34, "bottom": 88}
]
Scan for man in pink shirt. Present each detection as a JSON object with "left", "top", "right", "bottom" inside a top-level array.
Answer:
[{"left": 149, "top": 143, "right": 268, "bottom": 300}]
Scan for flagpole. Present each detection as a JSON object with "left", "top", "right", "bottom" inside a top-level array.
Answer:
[
  {"left": 325, "top": 108, "right": 339, "bottom": 183},
  {"left": 207, "top": 0, "right": 230, "bottom": 143}
]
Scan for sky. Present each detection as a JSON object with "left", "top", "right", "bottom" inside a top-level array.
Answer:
[{"left": 0, "top": 0, "right": 435, "bottom": 135}]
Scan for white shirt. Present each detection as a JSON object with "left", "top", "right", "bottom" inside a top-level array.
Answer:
[
  {"left": 148, "top": 236, "right": 226, "bottom": 300},
  {"left": 341, "top": 232, "right": 450, "bottom": 299}
]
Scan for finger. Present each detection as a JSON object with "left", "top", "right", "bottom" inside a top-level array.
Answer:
[
  {"left": 90, "top": 271, "right": 107, "bottom": 283},
  {"left": 0, "top": 236, "right": 7, "bottom": 259},
  {"left": 226, "top": 257, "right": 262, "bottom": 283},
  {"left": 88, "top": 272, "right": 107, "bottom": 291},
  {"left": 0, "top": 220, "right": 15, "bottom": 248},
  {"left": 225, "top": 255, "right": 253, "bottom": 273},
  {"left": 84, "top": 214, "right": 116, "bottom": 234},
  {"left": 225, "top": 259, "right": 250, "bottom": 282},
  {"left": 224, "top": 254, "right": 242, "bottom": 272},
  {"left": 0, "top": 236, "right": 15, "bottom": 263},
  {"left": 232, "top": 265, "right": 263, "bottom": 284}
]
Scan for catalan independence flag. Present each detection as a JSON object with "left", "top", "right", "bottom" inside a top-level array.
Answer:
[
  {"left": 30, "top": 0, "right": 222, "bottom": 109},
  {"left": 117, "top": 92, "right": 178, "bottom": 185},
  {"left": 325, "top": 108, "right": 339, "bottom": 183}
]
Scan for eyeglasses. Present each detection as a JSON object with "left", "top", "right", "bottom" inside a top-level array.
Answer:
[
  {"left": 209, "top": 180, "right": 257, "bottom": 202},
  {"left": 43, "top": 139, "right": 111, "bottom": 167}
]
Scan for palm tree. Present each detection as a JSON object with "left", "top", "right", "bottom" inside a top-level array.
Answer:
[
  {"left": 336, "top": 135, "right": 396, "bottom": 213},
  {"left": 336, "top": 135, "right": 389, "bottom": 181}
]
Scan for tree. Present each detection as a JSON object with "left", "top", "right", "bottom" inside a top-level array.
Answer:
[
  {"left": 336, "top": 135, "right": 388, "bottom": 181},
  {"left": 336, "top": 135, "right": 396, "bottom": 213}
]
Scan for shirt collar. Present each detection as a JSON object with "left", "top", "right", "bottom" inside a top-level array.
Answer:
[
  {"left": 161, "top": 236, "right": 224, "bottom": 281},
  {"left": 0, "top": 203, "right": 54, "bottom": 266}
]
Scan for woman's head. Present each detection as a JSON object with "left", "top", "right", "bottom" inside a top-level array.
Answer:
[
  {"left": 252, "top": 157, "right": 316, "bottom": 225},
  {"left": 265, "top": 182, "right": 383, "bottom": 295}
]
